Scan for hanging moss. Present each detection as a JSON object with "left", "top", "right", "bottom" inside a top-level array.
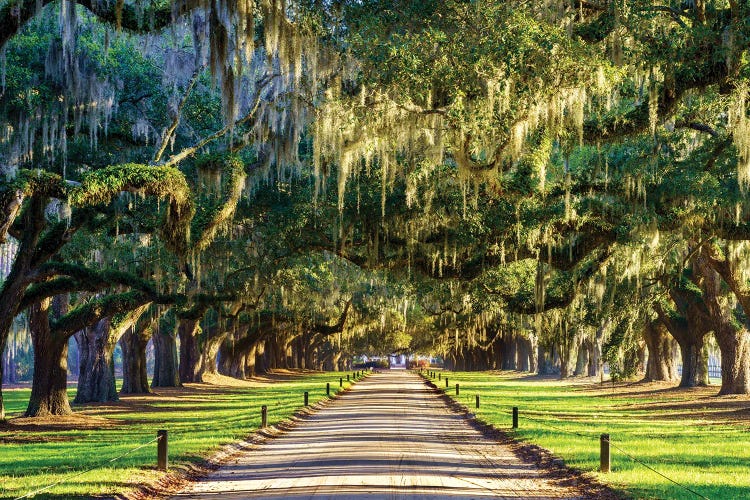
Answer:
[
  {"left": 69, "top": 164, "right": 195, "bottom": 259},
  {"left": 191, "top": 153, "right": 247, "bottom": 254},
  {"left": 0, "top": 169, "right": 67, "bottom": 242}
]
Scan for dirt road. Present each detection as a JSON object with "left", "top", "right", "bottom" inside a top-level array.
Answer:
[{"left": 173, "top": 371, "right": 584, "bottom": 499}]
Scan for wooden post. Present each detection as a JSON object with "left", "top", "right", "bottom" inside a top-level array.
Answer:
[
  {"left": 157, "top": 430, "right": 168, "bottom": 471},
  {"left": 512, "top": 407, "right": 518, "bottom": 429},
  {"left": 438, "top": 373, "right": 441, "bottom": 380},
  {"left": 340, "top": 377, "right": 343, "bottom": 387},
  {"left": 456, "top": 383, "right": 460, "bottom": 395},
  {"left": 304, "top": 391, "right": 309, "bottom": 406},
  {"left": 445, "top": 377, "right": 448, "bottom": 388},
  {"left": 347, "top": 374, "right": 350, "bottom": 382},
  {"left": 476, "top": 395, "right": 480, "bottom": 409},
  {"left": 600, "top": 434, "right": 611, "bottom": 473},
  {"left": 326, "top": 382, "right": 330, "bottom": 396},
  {"left": 261, "top": 405, "right": 268, "bottom": 428}
]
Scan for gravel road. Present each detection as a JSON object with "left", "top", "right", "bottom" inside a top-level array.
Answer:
[{"left": 173, "top": 370, "right": 584, "bottom": 499}]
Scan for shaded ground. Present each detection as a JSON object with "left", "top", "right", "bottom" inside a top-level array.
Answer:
[
  {"left": 0, "top": 370, "right": 350, "bottom": 499},
  {"left": 173, "top": 371, "right": 587, "bottom": 499},
  {"left": 0, "top": 370, "right": 325, "bottom": 435},
  {"left": 442, "top": 371, "right": 750, "bottom": 500}
]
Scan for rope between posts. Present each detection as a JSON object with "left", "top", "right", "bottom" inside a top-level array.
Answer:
[
  {"left": 603, "top": 437, "right": 710, "bottom": 500},
  {"left": 505, "top": 409, "right": 598, "bottom": 440},
  {"left": 518, "top": 414, "right": 711, "bottom": 499},
  {"left": 12, "top": 435, "right": 162, "bottom": 500},
  {"left": 440, "top": 378, "right": 712, "bottom": 500}
]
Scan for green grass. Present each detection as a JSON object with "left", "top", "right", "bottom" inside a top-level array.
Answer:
[
  {"left": 0, "top": 372, "right": 360, "bottom": 499},
  {"left": 433, "top": 371, "right": 750, "bottom": 500}
]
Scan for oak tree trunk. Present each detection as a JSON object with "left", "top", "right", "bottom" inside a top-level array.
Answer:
[
  {"left": 677, "top": 337, "right": 709, "bottom": 387},
  {"left": 714, "top": 326, "right": 750, "bottom": 395},
  {"left": 152, "top": 329, "right": 180, "bottom": 387},
  {"left": 74, "top": 318, "right": 118, "bottom": 404},
  {"left": 573, "top": 340, "right": 591, "bottom": 377},
  {"left": 178, "top": 319, "right": 202, "bottom": 383},
  {"left": 643, "top": 321, "right": 678, "bottom": 382},
  {"left": 502, "top": 333, "right": 518, "bottom": 370},
  {"left": 26, "top": 300, "right": 71, "bottom": 416},
  {"left": 588, "top": 336, "right": 601, "bottom": 377},
  {"left": 120, "top": 329, "right": 151, "bottom": 394},
  {"left": 196, "top": 334, "right": 226, "bottom": 381}
]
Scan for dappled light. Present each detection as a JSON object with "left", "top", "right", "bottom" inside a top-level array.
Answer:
[{"left": 1, "top": 0, "right": 749, "bottom": 498}]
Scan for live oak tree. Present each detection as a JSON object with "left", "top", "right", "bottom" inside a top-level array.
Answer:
[{"left": 3, "top": 0, "right": 750, "bottom": 421}]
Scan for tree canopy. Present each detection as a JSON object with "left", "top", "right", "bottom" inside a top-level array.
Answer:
[{"left": 1, "top": 0, "right": 750, "bottom": 419}]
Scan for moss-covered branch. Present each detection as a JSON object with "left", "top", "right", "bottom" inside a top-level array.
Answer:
[
  {"left": 311, "top": 300, "right": 352, "bottom": 337},
  {"left": 50, "top": 290, "right": 176, "bottom": 341},
  {"left": 20, "top": 263, "right": 158, "bottom": 312},
  {"left": 177, "top": 292, "right": 238, "bottom": 321},
  {"left": 0, "top": 0, "right": 203, "bottom": 51},
  {"left": 69, "top": 164, "right": 195, "bottom": 258},
  {"left": 0, "top": 170, "right": 67, "bottom": 244},
  {"left": 191, "top": 154, "right": 247, "bottom": 254}
]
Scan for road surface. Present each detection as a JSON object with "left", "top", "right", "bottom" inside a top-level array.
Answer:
[{"left": 173, "top": 371, "right": 583, "bottom": 499}]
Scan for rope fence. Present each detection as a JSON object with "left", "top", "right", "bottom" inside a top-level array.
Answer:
[
  {"left": 12, "top": 434, "right": 162, "bottom": 500},
  {"left": 10, "top": 370, "right": 373, "bottom": 499},
  {"left": 417, "top": 369, "right": 712, "bottom": 500}
]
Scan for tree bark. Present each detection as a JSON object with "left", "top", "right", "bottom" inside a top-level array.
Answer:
[
  {"left": 588, "top": 327, "right": 603, "bottom": 377},
  {"left": 178, "top": 318, "right": 202, "bottom": 383},
  {"left": 74, "top": 318, "right": 118, "bottom": 404},
  {"left": 642, "top": 320, "right": 678, "bottom": 382},
  {"left": 654, "top": 280, "right": 711, "bottom": 388},
  {"left": 120, "top": 328, "right": 151, "bottom": 394},
  {"left": 676, "top": 336, "right": 709, "bottom": 387},
  {"left": 2, "top": 325, "right": 17, "bottom": 385},
  {"left": 26, "top": 300, "right": 71, "bottom": 416},
  {"left": 258, "top": 340, "right": 273, "bottom": 374},
  {"left": 218, "top": 339, "right": 245, "bottom": 378},
  {"left": 245, "top": 343, "right": 259, "bottom": 377},
  {"left": 196, "top": 332, "right": 226, "bottom": 381},
  {"left": 502, "top": 332, "right": 518, "bottom": 370},
  {"left": 574, "top": 339, "right": 590, "bottom": 376},
  {"left": 696, "top": 249, "right": 750, "bottom": 395},
  {"left": 152, "top": 329, "right": 180, "bottom": 387},
  {"left": 559, "top": 326, "right": 579, "bottom": 379},
  {"left": 537, "top": 344, "right": 555, "bottom": 375},
  {"left": 714, "top": 327, "right": 750, "bottom": 395}
]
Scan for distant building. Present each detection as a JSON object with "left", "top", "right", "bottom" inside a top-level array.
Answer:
[{"left": 389, "top": 354, "right": 407, "bottom": 368}]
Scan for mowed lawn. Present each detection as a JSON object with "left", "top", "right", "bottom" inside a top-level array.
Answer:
[
  {"left": 436, "top": 371, "right": 750, "bottom": 500},
  {"left": 0, "top": 371, "right": 360, "bottom": 499}
]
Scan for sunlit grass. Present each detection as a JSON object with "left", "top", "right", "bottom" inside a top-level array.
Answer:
[
  {"left": 0, "top": 372, "right": 358, "bottom": 499},
  {"left": 435, "top": 371, "right": 750, "bottom": 500}
]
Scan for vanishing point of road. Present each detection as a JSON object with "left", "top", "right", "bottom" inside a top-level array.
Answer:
[{"left": 173, "top": 370, "right": 585, "bottom": 499}]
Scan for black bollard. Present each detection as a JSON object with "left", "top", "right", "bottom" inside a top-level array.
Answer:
[
  {"left": 512, "top": 407, "right": 519, "bottom": 429},
  {"left": 304, "top": 391, "right": 309, "bottom": 406},
  {"left": 476, "top": 395, "right": 480, "bottom": 409}
]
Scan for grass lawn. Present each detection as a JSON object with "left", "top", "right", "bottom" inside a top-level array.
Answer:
[
  {"left": 0, "top": 371, "right": 360, "bottom": 499},
  {"left": 433, "top": 370, "right": 750, "bottom": 500}
]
